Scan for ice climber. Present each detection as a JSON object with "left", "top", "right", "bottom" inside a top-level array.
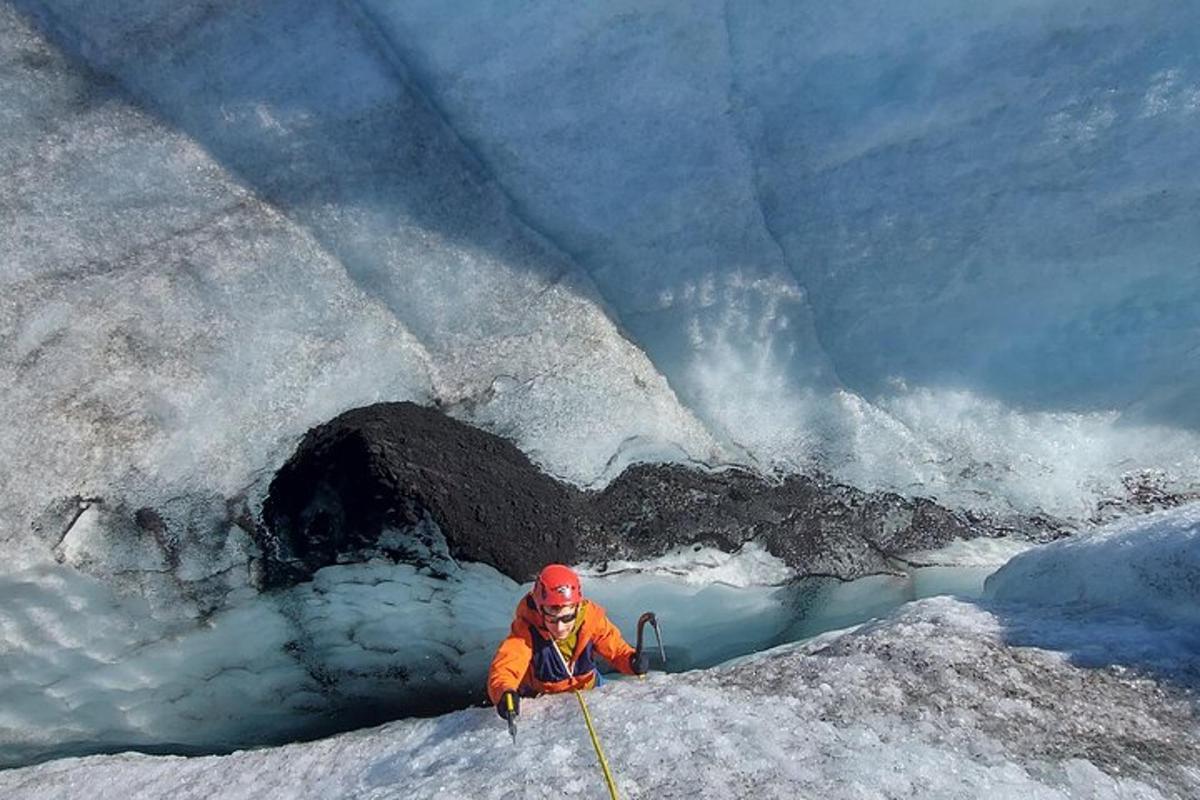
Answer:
[{"left": 488, "top": 564, "right": 649, "bottom": 723}]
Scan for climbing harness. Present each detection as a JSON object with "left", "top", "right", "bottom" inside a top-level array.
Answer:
[{"left": 574, "top": 688, "right": 620, "bottom": 800}]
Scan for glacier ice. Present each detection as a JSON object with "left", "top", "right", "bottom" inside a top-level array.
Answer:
[
  {"left": 0, "top": 0, "right": 721, "bottom": 582},
  {"left": 3, "top": 0, "right": 1200, "bottom": 789},
  {"left": 577, "top": 541, "right": 797, "bottom": 588},
  {"left": 0, "top": 537, "right": 1002, "bottom": 768},
  {"left": 986, "top": 502, "right": 1200, "bottom": 627},
  {"left": 4, "top": 501, "right": 1192, "bottom": 771},
  {"left": 4, "top": 0, "right": 722, "bottom": 484},
  {"left": 354, "top": 0, "right": 1200, "bottom": 513},
  {"left": 5, "top": 0, "right": 1199, "bottom": 531},
  {"left": 5, "top": 504, "right": 1200, "bottom": 799},
  {"left": 0, "top": 2, "right": 429, "bottom": 574}
]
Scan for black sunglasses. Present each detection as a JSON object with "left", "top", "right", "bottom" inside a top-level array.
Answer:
[{"left": 542, "top": 609, "right": 578, "bottom": 625}]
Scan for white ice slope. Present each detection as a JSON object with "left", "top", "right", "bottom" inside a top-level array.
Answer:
[
  {"left": 986, "top": 502, "right": 1200, "bottom": 626},
  {"left": 2, "top": 505, "right": 1196, "bottom": 798},
  {"left": 0, "top": 540, "right": 972, "bottom": 768}
]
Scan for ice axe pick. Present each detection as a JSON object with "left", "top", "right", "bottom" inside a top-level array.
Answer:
[{"left": 635, "top": 612, "right": 666, "bottom": 674}]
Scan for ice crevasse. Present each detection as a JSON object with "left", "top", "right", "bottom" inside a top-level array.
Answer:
[
  {"left": 0, "top": 505, "right": 1197, "bottom": 799},
  {"left": 3, "top": 1, "right": 1200, "bottom": 792}
]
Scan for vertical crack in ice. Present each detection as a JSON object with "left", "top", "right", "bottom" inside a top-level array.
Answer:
[
  {"left": 338, "top": 0, "right": 586, "bottom": 302},
  {"left": 713, "top": 0, "right": 954, "bottom": 477},
  {"left": 337, "top": 0, "right": 716, "bottom": 435},
  {"left": 717, "top": 0, "right": 846, "bottom": 394}
]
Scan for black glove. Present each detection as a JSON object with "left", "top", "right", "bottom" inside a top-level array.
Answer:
[
  {"left": 496, "top": 690, "right": 519, "bottom": 720},
  {"left": 632, "top": 650, "right": 651, "bottom": 675}
]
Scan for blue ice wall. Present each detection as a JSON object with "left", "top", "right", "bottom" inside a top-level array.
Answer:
[
  {"left": 730, "top": 1, "right": 1200, "bottom": 426},
  {"left": 367, "top": 0, "right": 1200, "bottom": 427},
  {"left": 6, "top": 0, "right": 1200, "bottom": 514}
]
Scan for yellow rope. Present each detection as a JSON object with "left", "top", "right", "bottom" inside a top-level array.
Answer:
[{"left": 573, "top": 689, "right": 620, "bottom": 800}]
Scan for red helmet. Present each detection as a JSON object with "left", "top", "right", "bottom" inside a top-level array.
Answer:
[{"left": 533, "top": 564, "right": 582, "bottom": 608}]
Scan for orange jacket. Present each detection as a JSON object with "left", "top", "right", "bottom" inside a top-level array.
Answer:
[{"left": 487, "top": 595, "right": 638, "bottom": 704}]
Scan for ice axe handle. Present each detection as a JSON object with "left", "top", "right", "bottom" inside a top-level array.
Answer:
[
  {"left": 505, "top": 694, "right": 517, "bottom": 745},
  {"left": 635, "top": 612, "right": 666, "bottom": 665}
]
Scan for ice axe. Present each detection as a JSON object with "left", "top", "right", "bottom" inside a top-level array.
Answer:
[
  {"left": 504, "top": 692, "right": 518, "bottom": 745},
  {"left": 635, "top": 612, "right": 666, "bottom": 672}
]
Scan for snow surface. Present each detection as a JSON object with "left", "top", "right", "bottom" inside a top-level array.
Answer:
[
  {"left": 0, "top": 535, "right": 1004, "bottom": 768},
  {"left": 4, "top": 504, "right": 1200, "bottom": 798}
]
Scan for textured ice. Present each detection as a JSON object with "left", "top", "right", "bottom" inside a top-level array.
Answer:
[
  {"left": 4, "top": 0, "right": 1199, "bottom": 535},
  {"left": 4, "top": 496, "right": 1194, "bottom": 792},
  {"left": 1, "top": 594, "right": 1196, "bottom": 799},
  {"left": 0, "top": 539, "right": 999, "bottom": 767},
  {"left": 2, "top": 505, "right": 1197, "bottom": 792},
  {"left": 981, "top": 504, "right": 1200, "bottom": 697},
  {"left": 577, "top": 542, "right": 796, "bottom": 588},
  {"left": 0, "top": 1, "right": 720, "bottom": 578},
  {"left": 7, "top": 0, "right": 721, "bottom": 481},
  {"left": 0, "top": 554, "right": 523, "bottom": 767},
  {"left": 3, "top": 502, "right": 1190, "bottom": 775},
  {"left": 355, "top": 0, "right": 1200, "bottom": 513},
  {"left": 905, "top": 536, "right": 1039, "bottom": 568},
  {"left": 986, "top": 503, "right": 1200, "bottom": 626},
  {"left": 0, "top": 3, "right": 431, "bottom": 571}
]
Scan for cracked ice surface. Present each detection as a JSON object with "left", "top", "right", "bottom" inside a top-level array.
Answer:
[{"left": 1, "top": 594, "right": 1195, "bottom": 799}]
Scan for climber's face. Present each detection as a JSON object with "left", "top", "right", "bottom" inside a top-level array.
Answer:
[{"left": 541, "top": 603, "right": 579, "bottom": 640}]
